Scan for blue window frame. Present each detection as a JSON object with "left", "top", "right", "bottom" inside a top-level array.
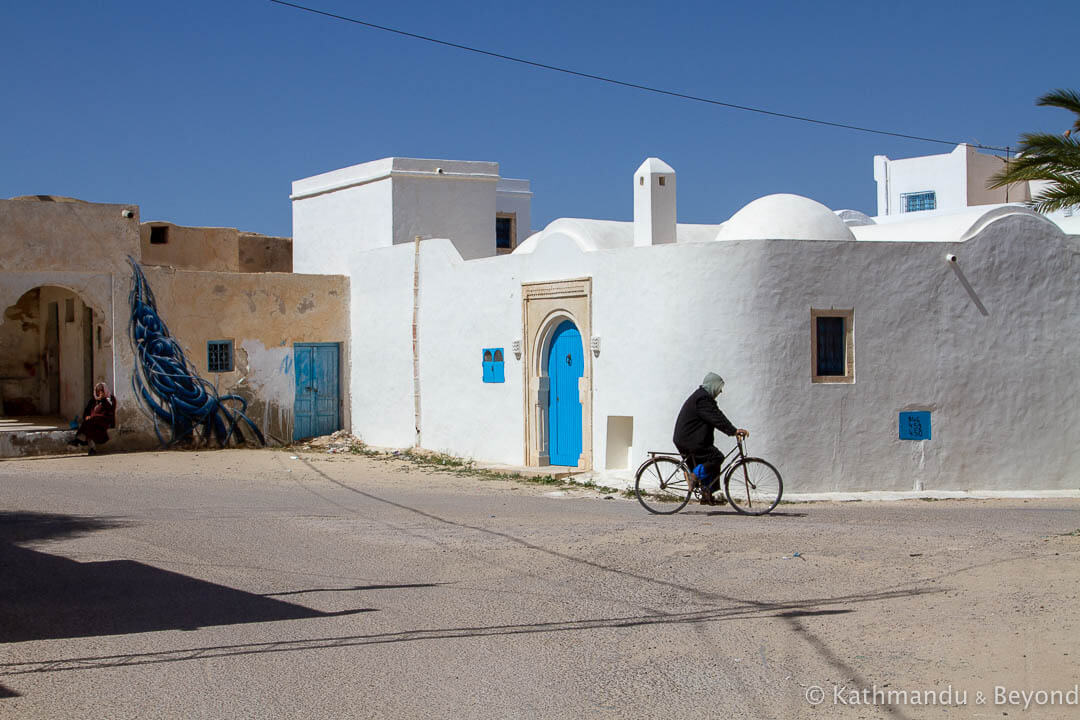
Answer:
[
  {"left": 482, "top": 347, "right": 505, "bottom": 383},
  {"left": 901, "top": 191, "right": 936, "bottom": 213},
  {"left": 207, "top": 340, "right": 233, "bottom": 373}
]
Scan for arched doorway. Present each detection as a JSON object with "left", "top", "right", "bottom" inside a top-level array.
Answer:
[
  {"left": 522, "top": 278, "right": 593, "bottom": 470},
  {"left": 0, "top": 286, "right": 100, "bottom": 423},
  {"left": 546, "top": 319, "right": 583, "bottom": 466}
]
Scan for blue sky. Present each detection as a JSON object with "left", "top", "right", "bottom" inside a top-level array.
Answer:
[{"left": 3, "top": 1, "right": 1077, "bottom": 238}]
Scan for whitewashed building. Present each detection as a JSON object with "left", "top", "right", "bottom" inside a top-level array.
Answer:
[
  {"left": 874, "top": 143, "right": 1079, "bottom": 233},
  {"left": 293, "top": 156, "right": 1080, "bottom": 493}
]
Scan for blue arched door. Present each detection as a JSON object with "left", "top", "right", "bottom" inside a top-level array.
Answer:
[{"left": 546, "top": 320, "right": 583, "bottom": 466}]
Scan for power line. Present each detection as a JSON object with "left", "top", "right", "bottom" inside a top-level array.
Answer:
[{"left": 269, "top": 0, "right": 1011, "bottom": 154}]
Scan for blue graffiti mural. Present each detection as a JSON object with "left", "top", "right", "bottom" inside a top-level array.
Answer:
[{"left": 127, "top": 258, "right": 265, "bottom": 448}]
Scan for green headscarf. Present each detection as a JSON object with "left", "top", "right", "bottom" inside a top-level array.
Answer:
[{"left": 702, "top": 372, "right": 725, "bottom": 398}]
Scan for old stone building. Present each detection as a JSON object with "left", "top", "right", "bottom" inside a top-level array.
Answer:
[{"left": 0, "top": 196, "right": 349, "bottom": 456}]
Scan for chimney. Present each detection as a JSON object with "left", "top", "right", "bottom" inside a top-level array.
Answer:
[{"left": 634, "top": 157, "right": 676, "bottom": 246}]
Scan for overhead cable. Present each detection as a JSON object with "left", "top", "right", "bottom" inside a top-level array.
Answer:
[{"left": 269, "top": 0, "right": 1011, "bottom": 154}]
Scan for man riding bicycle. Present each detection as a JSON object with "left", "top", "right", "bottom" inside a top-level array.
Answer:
[{"left": 673, "top": 372, "right": 749, "bottom": 505}]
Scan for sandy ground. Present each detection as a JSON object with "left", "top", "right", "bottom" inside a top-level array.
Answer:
[{"left": 1, "top": 447, "right": 1079, "bottom": 719}]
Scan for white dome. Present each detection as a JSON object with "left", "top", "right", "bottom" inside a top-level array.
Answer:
[
  {"left": 835, "top": 209, "right": 876, "bottom": 227},
  {"left": 715, "top": 194, "right": 856, "bottom": 242}
]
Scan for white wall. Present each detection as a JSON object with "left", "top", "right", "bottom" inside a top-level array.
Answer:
[
  {"left": 392, "top": 175, "right": 496, "bottom": 260},
  {"left": 292, "top": 180, "right": 393, "bottom": 274},
  {"left": 342, "top": 243, "right": 419, "bottom": 448},
  {"left": 347, "top": 214, "right": 1079, "bottom": 492}
]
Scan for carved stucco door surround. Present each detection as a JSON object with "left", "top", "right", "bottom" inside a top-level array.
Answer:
[{"left": 522, "top": 278, "right": 592, "bottom": 471}]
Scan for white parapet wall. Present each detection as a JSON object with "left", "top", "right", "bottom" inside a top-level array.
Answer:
[{"left": 292, "top": 157, "right": 505, "bottom": 268}]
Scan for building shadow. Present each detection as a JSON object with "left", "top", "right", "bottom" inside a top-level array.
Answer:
[
  {"left": 262, "top": 583, "right": 444, "bottom": 598},
  {"left": 0, "top": 511, "right": 374, "bottom": 645}
]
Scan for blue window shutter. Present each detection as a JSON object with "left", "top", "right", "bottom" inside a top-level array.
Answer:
[{"left": 482, "top": 348, "right": 505, "bottom": 383}]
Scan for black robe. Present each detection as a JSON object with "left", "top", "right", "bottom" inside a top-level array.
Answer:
[
  {"left": 77, "top": 395, "right": 116, "bottom": 445},
  {"left": 672, "top": 386, "right": 736, "bottom": 456}
]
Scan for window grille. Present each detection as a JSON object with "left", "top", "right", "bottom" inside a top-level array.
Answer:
[
  {"left": 207, "top": 340, "right": 233, "bottom": 373},
  {"left": 901, "top": 191, "right": 936, "bottom": 213}
]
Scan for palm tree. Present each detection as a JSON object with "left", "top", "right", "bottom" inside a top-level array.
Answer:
[{"left": 990, "top": 89, "right": 1080, "bottom": 213}]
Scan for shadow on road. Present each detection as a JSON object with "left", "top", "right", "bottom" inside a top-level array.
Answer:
[
  {"left": 0, "top": 511, "right": 375, "bottom": 646},
  {"left": 298, "top": 459, "right": 927, "bottom": 719},
  {"left": 263, "top": 583, "right": 444, "bottom": 598},
  {"left": 0, "top": 595, "right": 877, "bottom": 677}
]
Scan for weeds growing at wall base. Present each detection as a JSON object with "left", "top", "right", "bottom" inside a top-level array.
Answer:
[{"left": 283, "top": 435, "right": 632, "bottom": 497}]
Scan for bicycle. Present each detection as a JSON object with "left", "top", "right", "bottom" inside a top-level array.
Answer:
[{"left": 633, "top": 436, "right": 783, "bottom": 516}]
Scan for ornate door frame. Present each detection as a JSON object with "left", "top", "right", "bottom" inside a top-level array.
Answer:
[{"left": 522, "top": 278, "right": 592, "bottom": 471}]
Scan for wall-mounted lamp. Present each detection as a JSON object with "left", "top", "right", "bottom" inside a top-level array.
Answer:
[
  {"left": 511, "top": 340, "right": 522, "bottom": 359},
  {"left": 590, "top": 336, "right": 601, "bottom": 356}
]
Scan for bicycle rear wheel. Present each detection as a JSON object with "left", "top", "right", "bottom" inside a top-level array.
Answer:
[
  {"left": 723, "top": 458, "right": 783, "bottom": 515},
  {"left": 634, "top": 456, "right": 693, "bottom": 515}
]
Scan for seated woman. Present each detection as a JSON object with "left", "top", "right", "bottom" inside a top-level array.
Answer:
[{"left": 69, "top": 382, "right": 116, "bottom": 455}]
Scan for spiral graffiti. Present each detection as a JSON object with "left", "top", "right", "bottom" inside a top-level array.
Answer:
[{"left": 127, "top": 257, "right": 265, "bottom": 447}]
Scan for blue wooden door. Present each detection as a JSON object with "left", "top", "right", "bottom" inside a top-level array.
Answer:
[
  {"left": 293, "top": 343, "right": 340, "bottom": 441},
  {"left": 546, "top": 321, "right": 583, "bottom": 466}
]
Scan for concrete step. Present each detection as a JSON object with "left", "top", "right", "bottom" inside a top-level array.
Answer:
[{"left": 0, "top": 417, "right": 82, "bottom": 458}]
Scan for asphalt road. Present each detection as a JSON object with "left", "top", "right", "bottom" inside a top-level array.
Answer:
[{"left": 2, "top": 449, "right": 1079, "bottom": 719}]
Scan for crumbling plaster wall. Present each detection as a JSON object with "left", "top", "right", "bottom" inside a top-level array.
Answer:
[
  {"left": 0, "top": 288, "right": 41, "bottom": 415},
  {"left": 0, "top": 198, "right": 140, "bottom": 273},
  {"left": 140, "top": 223, "right": 240, "bottom": 272},
  {"left": 239, "top": 234, "right": 292, "bottom": 273},
  {"left": 0, "top": 198, "right": 132, "bottom": 429},
  {"left": 137, "top": 267, "right": 350, "bottom": 444},
  {"left": 140, "top": 223, "right": 294, "bottom": 273},
  {"left": 0, "top": 273, "right": 117, "bottom": 420},
  {"left": 37, "top": 286, "right": 93, "bottom": 421}
]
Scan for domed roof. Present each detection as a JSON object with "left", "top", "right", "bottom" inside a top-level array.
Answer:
[
  {"left": 715, "top": 194, "right": 855, "bottom": 242},
  {"left": 835, "top": 209, "right": 876, "bottom": 227}
]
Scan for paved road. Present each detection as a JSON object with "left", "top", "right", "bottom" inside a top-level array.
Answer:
[{"left": 2, "top": 449, "right": 1079, "bottom": 719}]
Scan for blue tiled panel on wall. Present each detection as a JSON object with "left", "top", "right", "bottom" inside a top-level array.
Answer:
[{"left": 899, "top": 411, "right": 931, "bottom": 440}]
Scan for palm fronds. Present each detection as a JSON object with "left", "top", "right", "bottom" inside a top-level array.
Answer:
[{"left": 989, "top": 89, "right": 1080, "bottom": 212}]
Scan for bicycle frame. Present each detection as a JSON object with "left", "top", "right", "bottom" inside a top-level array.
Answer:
[{"left": 645, "top": 436, "right": 748, "bottom": 480}]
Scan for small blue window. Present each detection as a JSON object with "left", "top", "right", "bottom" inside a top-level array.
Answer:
[
  {"left": 482, "top": 347, "right": 504, "bottom": 383},
  {"left": 899, "top": 411, "right": 931, "bottom": 440},
  {"left": 901, "top": 191, "right": 936, "bottom": 213},
  {"left": 207, "top": 340, "right": 234, "bottom": 373}
]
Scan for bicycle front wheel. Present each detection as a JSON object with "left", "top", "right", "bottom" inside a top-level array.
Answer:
[
  {"left": 634, "top": 456, "right": 693, "bottom": 515},
  {"left": 724, "top": 458, "right": 783, "bottom": 515}
]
